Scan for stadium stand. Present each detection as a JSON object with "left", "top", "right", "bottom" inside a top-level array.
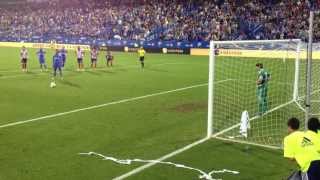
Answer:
[{"left": 0, "top": 0, "right": 319, "bottom": 45}]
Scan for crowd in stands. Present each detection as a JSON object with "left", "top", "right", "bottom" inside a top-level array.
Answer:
[{"left": 0, "top": 0, "right": 319, "bottom": 42}]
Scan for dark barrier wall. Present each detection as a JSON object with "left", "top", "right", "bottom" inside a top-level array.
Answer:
[{"left": 100, "top": 46, "right": 190, "bottom": 54}]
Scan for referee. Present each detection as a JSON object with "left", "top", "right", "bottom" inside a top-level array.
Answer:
[{"left": 137, "top": 47, "right": 146, "bottom": 69}]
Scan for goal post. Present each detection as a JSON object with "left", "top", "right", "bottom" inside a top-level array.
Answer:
[{"left": 207, "top": 39, "right": 306, "bottom": 148}]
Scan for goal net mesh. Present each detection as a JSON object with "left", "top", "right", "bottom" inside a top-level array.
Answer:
[{"left": 209, "top": 40, "right": 306, "bottom": 147}]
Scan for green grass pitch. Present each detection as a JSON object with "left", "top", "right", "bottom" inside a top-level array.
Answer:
[{"left": 0, "top": 47, "right": 297, "bottom": 180}]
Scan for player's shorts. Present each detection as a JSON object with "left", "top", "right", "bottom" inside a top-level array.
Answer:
[
  {"left": 257, "top": 85, "right": 268, "bottom": 98},
  {"left": 53, "top": 65, "right": 62, "bottom": 71},
  {"left": 21, "top": 58, "right": 27, "bottom": 63},
  {"left": 77, "top": 58, "right": 83, "bottom": 64},
  {"left": 62, "top": 57, "right": 66, "bottom": 62},
  {"left": 107, "top": 57, "right": 113, "bottom": 62},
  {"left": 39, "top": 59, "right": 45, "bottom": 64},
  {"left": 91, "top": 58, "right": 97, "bottom": 63},
  {"left": 139, "top": 56, "right": 144, "bottom": 61},
  {"left": 306, "top": 160, "right": 320, "bottom": 180}
]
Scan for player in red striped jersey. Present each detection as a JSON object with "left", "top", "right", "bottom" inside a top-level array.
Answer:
[
  {"left": 76, "top": 46, "right": 85, "bottom": 71},
  {"left": 90, "top": 47, "right": 99, "bottom": 69},
  {"left": 106, "top": 50, "right": 114, "bottom": 67},
  {"left": 20, "top": 46, "right": 28, "bottom": 72}
]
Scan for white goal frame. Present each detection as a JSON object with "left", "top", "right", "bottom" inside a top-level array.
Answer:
[{"left": 207, "top": 39, "right": 303, "bottom": 144}]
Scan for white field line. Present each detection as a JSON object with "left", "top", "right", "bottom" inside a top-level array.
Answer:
[
  {"left": 0, "top": 63, "right": 190, "bottom": 79},
  {"left": 0, "top": 79, "right": 231, "bottom": 129},
  {"left": 112, "top": 137, "right": 210, "bottom": 180}
]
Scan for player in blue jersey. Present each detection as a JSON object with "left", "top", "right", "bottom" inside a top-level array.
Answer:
[
  {"left": 60, "top": 46, "right": 67, "bottom": 68},
  {"left": 52, "top": 49, "right": 63, "bottom": 80},
  {"left": 36, "top": 48, "right": 47, "bottom": 71}
]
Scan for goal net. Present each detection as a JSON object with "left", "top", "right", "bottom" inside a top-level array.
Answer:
[{"left": 207, "top": 39, "right": 308, "bottom": 148}]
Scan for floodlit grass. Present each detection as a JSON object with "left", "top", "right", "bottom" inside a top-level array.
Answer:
[{"left": 0, "top": 47, "right": 296, "bottom": 180}]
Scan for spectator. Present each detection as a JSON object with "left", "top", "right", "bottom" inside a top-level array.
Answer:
[{"left": 0, "top": 0, "right": 319, "bottom": 42}]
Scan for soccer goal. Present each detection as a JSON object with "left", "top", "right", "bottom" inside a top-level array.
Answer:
[{"left": 206, "top": 39, "right": 314, "bottom": 149}]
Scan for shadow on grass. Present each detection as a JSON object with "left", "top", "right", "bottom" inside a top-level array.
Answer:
[
  {"left": 85, "top": 70, "right": 102, "bottom": 76},
  {"left": 100, "top": 69, "right": 116, "bottom": 74},
  {"left": 146, "top": 67, "right": 169, "bottom": 73},
  {"left": 60, "top": 80, "right": 81, "bottom": 88}
]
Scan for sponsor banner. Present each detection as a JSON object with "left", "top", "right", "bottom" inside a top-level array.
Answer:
[
  {"left": 162, "top": 48, "right": 190, "bottom": 54},
  {"left": 0, "top": 42, "right": 31, "bottom": 48},
  {"left": 0, "top": 41, "right": 189, "bottom": 55},
  {"left": 122, "top": 46, "right": 189, "bottom": 54},
  {"left": 124, "top": 47, "right": 141, "bottom": 53},
  {"left": 100, "top": 46, "right": 189, "bottom": 54},
  {"left": 190, "top": 48, "right": 320, "bottom": 60},
  {"left": 32, "top": 43, "right": 90, "bottom": 51}
]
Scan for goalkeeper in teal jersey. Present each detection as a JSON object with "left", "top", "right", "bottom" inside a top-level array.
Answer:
[{"left": 256, "top": 63, "right": 270, "bottom": 115}]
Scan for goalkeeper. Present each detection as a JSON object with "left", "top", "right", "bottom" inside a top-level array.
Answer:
[{"left": 256, "top": 63, "right": 270, "bottom": 115}]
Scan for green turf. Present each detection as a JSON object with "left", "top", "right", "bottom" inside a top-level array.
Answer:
[{"left": 0, "top": 47, "right": 298, "bottom": 180}]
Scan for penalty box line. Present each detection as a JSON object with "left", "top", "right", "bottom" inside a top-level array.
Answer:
[
  {"left": 113, "top": 88, "right": 320, "bottom": 179},
  {"left": 0, "top": 79, "right": 231, "bottom": 129}
]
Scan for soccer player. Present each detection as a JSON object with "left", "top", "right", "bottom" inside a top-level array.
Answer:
[
  {"left": 52, "top": 49, "right": 63, "bottom": 80},
  {"left": 90, "top": 47, "right": 98, "bottom": 69},
  {"left": 137, "top": 47, "right": 146, "bottom": 68},
  {"left": 284, "top": 117, "right": 320, "bottom": 180},
  {"left": 304, "top": 117, "right": 320, "bottom": 179},
  {"left": 36, "top": 48, "right": 47, "bottom": 71},
  {"left": 20, "top": 46, "right": 28, "bottom": 72},
  {"left": 106, "top": 50, "right": 114, "bottom": 67},
  {"left": 256, "top": 63, "right": 270, "bottom": 115},
  {"left": 308, "top": 117, "right": 320, "bottom": 143},
  {"left": 60, "top": 46, "right": 67, "bottom": 68},
  {"left": 76, "top": 46, "right": 84, "bottom": 71}
]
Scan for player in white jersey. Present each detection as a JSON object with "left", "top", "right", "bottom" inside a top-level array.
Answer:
[
  {"left": 76, "top": 46, "right": 84, "bottom": 71},
  {"left": 20, "top": 46, "right": 28, "bottom": 72},
  {"left": 90, "top": 47, "right": 99, "bottom": 69}
]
